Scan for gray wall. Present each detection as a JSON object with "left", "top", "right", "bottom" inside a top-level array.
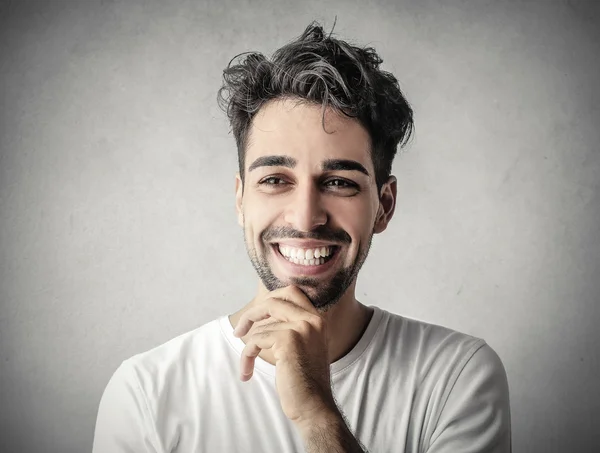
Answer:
[{"left": 1, "top": 0, "right": 599, "bottom": 452}]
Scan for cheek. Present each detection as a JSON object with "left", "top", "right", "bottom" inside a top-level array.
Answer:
[
  {"left": 243, "top": 212, "right": 277, "bottom": 245},
  {"left": 329, "top": 211, "right": 370, "bottom": 258},
  {"left": 334, "top": 201, "right": 375, "bottom": 232},
  {"left": 246, "top": 193, "right": 287, "bottom": 222}
]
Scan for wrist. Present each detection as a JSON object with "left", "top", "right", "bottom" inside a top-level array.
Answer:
[
  {"left": 297, "top": 408, "right": 366, "bottom": 453},
  {"left": 296, "top": 406, "right": 343, "bottom": 436}
]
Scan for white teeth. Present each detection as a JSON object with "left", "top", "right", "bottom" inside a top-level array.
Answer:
[
  {"left": 277, "top": 245, "right": 333, "bottom": 259},
  {"left": 276, "top": 244, "right": 335, "bottom": 266}
]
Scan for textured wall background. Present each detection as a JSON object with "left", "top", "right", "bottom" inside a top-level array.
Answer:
[{"left": 1, "top": 0, "right": 599, "bottom": 452}]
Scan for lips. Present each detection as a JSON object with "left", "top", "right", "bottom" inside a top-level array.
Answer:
[{"left": 270, "top": 243, "right": 341, "bottom": 277}]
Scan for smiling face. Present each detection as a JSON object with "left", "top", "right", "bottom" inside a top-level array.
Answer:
[{"left": 235, "top": 97, "right": 397, "bottom": 312}]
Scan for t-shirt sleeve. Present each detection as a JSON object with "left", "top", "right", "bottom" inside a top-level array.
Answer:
[
  {"left": 92, "top": 360, "right": 163, "bottom": 453},
  {"left": 426, "top": 343, "right": 512, "bottom": 453}
]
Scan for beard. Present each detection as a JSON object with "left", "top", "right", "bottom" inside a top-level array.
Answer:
[{"left": 244, "top": 225, "right": 373, "bottom": 313}]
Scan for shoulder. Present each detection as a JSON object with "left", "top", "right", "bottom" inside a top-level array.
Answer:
[
  {"left": 380, "top": 309, "right": 487, "bottom": 370},
  {"left": 93, "top": 319, "right": 230, "bottom": 452},
  {"left": 94, "top": 318, "right": 230, "bottom": 434},
  {"left": 426, "top": 340, "right": 511, "bottom": 451},
  {"left": 378, "top": 310, "right": 510, "bottom": 450},
  {"left": 121, "top": 317, "right": 228, "bottom": 390},
  {"left": 376, "top": 309, "right": 511, "bottom": 450},
  {"left": 378, "top": 309, "right": 507, "bottom": 397},
  {"left": 102, "top": 316, "right": 231, "bottom": 408}
]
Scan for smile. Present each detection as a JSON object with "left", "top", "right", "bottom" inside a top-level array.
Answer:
[
  {"left": 270, "top": 243, "right": 341, "bottom": 276},
  {"left": 277, "top": 244, "right": 337, "bottom": 266}
]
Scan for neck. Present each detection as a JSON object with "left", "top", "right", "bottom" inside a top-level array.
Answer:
[{"left": 228, "top": 281, "right": 373, "bottom": 366}]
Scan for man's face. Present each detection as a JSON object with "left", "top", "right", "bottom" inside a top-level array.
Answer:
[{"left": 235, "top": 98, "right": 394, "bottom": 312}]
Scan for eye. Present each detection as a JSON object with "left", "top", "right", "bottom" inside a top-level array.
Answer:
[
  {"left": 324, "top": 178, "right": 357, "bottom": 189},
  {"left": 259, "top": 176, "right": 288, "bottom": 186}
]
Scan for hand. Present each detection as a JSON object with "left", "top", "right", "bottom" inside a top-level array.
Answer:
[{"left": 232, "top": 286, "right": 338, "bottom": 428}]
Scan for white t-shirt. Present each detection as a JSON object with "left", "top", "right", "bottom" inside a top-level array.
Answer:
[{"left": 92, "top": 306, "right": 511, "bottom": 452}]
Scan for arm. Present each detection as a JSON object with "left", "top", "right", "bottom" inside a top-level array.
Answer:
[
  {"left": 92, "top": 361, "right": 162, "bottom": 453},
  {"left": 426, "top": 343, "right": 511, "bottom": 453},
  {"left": 298, "top": 408, "right": 368, "bottom": 453}
]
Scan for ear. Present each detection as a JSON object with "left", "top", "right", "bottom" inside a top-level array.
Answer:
[
  {"left": 235, "top": 173, "right": 244, "bottom": 227},
  {"left": 373, "top": 175, "right": 397, "bottom": 234}
]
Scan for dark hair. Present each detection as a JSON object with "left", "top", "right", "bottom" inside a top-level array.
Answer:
[{"left": 217, "top": 21, "right": 414, "bottom": 192}]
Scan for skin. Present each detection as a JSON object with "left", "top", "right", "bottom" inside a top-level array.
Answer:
[{"left": 228, "top": 97, "right": 397, "bottom": 450}]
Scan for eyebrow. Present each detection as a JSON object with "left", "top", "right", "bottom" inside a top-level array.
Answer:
[
  {"left": 322, "top": 159, "right": 369, "bottom": 176},
  {"left": 248, "top": 155, "right": 370, "bottom": 176},
  {"left": 248, "top": 155, "right": 296, "bottom": 172}
]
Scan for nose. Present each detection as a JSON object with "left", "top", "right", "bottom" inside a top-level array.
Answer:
[{"left": 283, "top": 180, "right": 327, "bottom": 232}]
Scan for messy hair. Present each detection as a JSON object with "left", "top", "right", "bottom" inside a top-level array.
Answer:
[{"left": 217, "top": 21, "right": 414, "bottom": 192}]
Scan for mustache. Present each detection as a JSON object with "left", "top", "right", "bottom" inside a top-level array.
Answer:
[{"left": 261, "top": 226, "right": 351, "bottom": 244}]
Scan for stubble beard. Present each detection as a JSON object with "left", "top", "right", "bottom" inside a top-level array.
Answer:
[{"left": 244, "top": 227, "right": 374, "bottom": 313}]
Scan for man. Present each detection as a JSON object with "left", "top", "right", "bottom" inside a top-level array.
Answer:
[{"left": 93, "top": 22, "right": 511, "bottom": 453}]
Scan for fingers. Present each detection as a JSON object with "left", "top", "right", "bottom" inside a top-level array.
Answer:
[
  {"left": 234, "top": 286, "right": 325, "bottom": 382},
  {"left": 234, "top": 299, "right": 305, "bottom": 338},
  {"left": 238, "top": 320, "right": 321, "bottom": 381},
  {"left": 239, "top": 325, "right": 289, "bottom": 381},
  {"left": 234, "top": 290, "right": 322, "bottom": 338},
  {"left": 269, "top": 286, "right": 316, "bottom": 312}
]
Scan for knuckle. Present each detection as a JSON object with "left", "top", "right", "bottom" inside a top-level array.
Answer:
[
  {"left": 311, "top": 315, "right": 324, "bottom": 331},
  {"left": 296, "top": 320, "right": 312, "bottom": 336},
  {"left": 254, "top": 329, "right": 269, "bottom": 340},
  {"left": 287, "top": 328, "right": 302, "bottom": 343},
  {"left": 285, "top": 286, "right": 302, "bottom": 300}
]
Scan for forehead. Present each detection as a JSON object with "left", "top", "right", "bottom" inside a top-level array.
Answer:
[{"left": 245, "top": 98, "right": 372, "bottom": 170}]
